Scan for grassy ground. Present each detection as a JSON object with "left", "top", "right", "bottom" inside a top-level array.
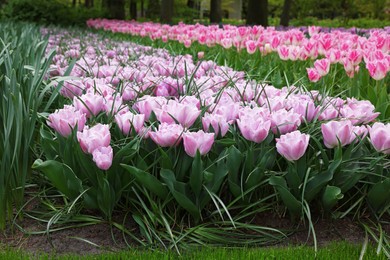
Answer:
[{"left": 0, "top": 242, "right": 387, "bottom": 259}]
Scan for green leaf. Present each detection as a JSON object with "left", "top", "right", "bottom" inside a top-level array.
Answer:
[
  {"left": 121, "top": 164, "right": 168, "bottom": 199},
  {"left": 160, "top": 169, "right": 200, "bottom": 221},
  {"left": 190, "top": 151, "right": 203, "bottom": 199},
  {"left": 32, "top": 159, "right": 83, "bottom": 200},
  {"left": 226, "top": 146, "right": 242, "bottom": 198},
  {"left": 158, "top": 147, "right": 173, "bottom": 170},
  {"left": 304, "top": 158, "right": 342, "bottom": 202},
  {"left": 322, "top": 185, "right": 343, "bottom": 211},
  {"left": 367, "top": 179, "right": 390, "bottom": 213},
  {"left": 269, "top": 176, "right": 302, "bottom": 216}
]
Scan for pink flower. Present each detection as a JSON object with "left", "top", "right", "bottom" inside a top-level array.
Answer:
[
  {"left": 366, "top": 60, "right": 388, "bottom": 80},
  {"left": 277, "top": 46, "right": 290, "bottom": 60},
  {"left": 276, "top": 130, "right": 310, "bottom": 161},
  {"left": 314, "top": 58, "right": 330, "bottom": 76},
  {"left": 92, "top": 146, "right": 113, "bottom": 170},
  {"left": 245, "top": 40, "right": 257, "bottom": 54},
  {"left": 133, "top": 96, "right": 167, "bottom": 120},
  {"left": 47, "top": 105, "right": 86, "bottom": 137},
  {"left": 77, "top": 124, "right": 111, "bottom": 154},
  {"left": 73, "top": 93, "right": 104, "bottom": 118},
  {"left": 340, "top": 98, "right": 379, "bottom": 125},
  {"left": 202, "top": 113, "right": 230, "bottom": 137},
  {"left": 60, "top": 80, "right": 85, "bottom": 99},
  {"left": 270, "top": 109, "right": 301, "bottom": 135},
  {"left": 115, "top": 111, "right": 145, "bottom": 135},
  {"left": 154, "top": 100, "right": 200, "bottom": 128},
  {"left": 149, "top": 123, "right": 184, "bottom": 147},
  {"left": 369, "top": 122, "right": 390, "bottom": 154},
  {"left": 183, "top": 130, "right": 215, "bottom": 157},
  {"left": 321, "top": 120, "right": 353, "bottom": 148},
  {"left": 237, "top": 116, "right": 271, "bottom": 143},
  {"left": 197, "top": 51, "right": 205, "bottom": 59},
  {"left": 307, "top": 68, "right": 321, "bottom": 82}
]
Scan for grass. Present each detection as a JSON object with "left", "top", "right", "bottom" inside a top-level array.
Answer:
[{"left": 0, "top": 241, "right": 387, "bottom": 259}]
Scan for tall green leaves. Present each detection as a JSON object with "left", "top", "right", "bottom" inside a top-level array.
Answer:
[{"left": 0, "top": 22, "right": 56, "bottom": 229}]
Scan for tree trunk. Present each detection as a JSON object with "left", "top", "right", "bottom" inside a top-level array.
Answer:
[
  {"left": 141, "top": 0, "right": 145, "bottom": 17},
  {"left": 85, "top": 0, "right": 91, "bottom": 8},
  {"left": 130, "top": 0, "right": 137, "bottom": 20},
  {"left": 187, "top": 0, "right": 194, "bottom": 8},
  {"left": 246, "top": 0, "right": 268, "bottom": 26},
  {"left": 146, "top": 0, "right": 160, "bottom": 19},
  {"left": 72, "top": 0, "right": 76, "bottom": 7},
  {"left": 280, "top": 0, "right": 292, "bottom": 26},
  {"left": 108, "top": 0, "right": 126, "bottom": 19},
  {"left": 161, "top": 0, "right": 174, "bottom": 24},
  {"left": 210, "top": 0, "right": 222, "bottom": 24}
]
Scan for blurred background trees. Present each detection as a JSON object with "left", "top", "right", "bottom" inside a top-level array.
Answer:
[{"left": 0, "top": 0, "right": 388, "bottom": 27}]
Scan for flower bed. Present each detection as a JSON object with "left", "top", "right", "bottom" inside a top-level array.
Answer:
[
  {"left": 87, "top": 19, "right": 390, "bottom": 81},
  {"left": 32, "top": 28, "right": 390, "bottom": 248}
]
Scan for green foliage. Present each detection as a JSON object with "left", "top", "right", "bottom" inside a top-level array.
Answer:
[{"left": 2, "top": 0, "right": 106, "bottom": 26}]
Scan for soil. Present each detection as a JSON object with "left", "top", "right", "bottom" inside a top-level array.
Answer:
[{"left": 0, "top": 194, "right": 389, "bottom": 257}]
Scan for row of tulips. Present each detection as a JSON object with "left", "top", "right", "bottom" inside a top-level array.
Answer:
[
  {"left": 34, "top": 28, "right": 390, "bottom": 231},
  {"left": 87, "top": 19, "right": 390, "bottom": 81}
]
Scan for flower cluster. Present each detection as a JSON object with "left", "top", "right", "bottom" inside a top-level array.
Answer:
[
  {"left": 87, "top": 19, "right": 390, "bottom": 81},
  {"left": 45, "top": 29, "right": 387, "bottom": 170}
]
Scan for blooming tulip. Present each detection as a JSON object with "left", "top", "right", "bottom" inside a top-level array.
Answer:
[
  {"left": 77, "top": 124, "right": 111, "bottom": 154},
  {"left": 183, "top": 130, "right": 215, "bottom": 157},
  {"left": 115, "top": 111, "right": 145, "bottom": 135},
  {"left": 73, "top": 92, "right": 104, "bottom": 118},
  {"left": 237, "top": 117, "right": 271, "bottom": 143},
  {"left": 369, "top": 122, "right": 390, "bottom": 154},
  {"left": 321, "top": 120, "right": 353, "bottom": 148},
  {"left": 149, "top": 123, "right": 184, "bottom": 147},
  {"left": 47, "top": 105, "right": 86, "bottom": 137},
  {"left": 92, "top": 146, "right": 113, "bottom": 170},
  {"left": 276, "top": 131, "right": 310, "bottom": 161}
]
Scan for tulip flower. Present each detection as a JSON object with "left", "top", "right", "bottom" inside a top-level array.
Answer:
[
  {"left": 149, "top": 123, "right": 184, "bottom": 147},
  {"left": 73, "top": 92, "right": 104, "bottom": 118},
  {"left": 47, "top": 105, "right": 86, "bottom": 137},
  {"left": 321, "top": 120, "right": 353, "bottom": 148},
  {"left": 115, "top": 111, "right": 145, "bottom": 135},
  {"left": 92, "top": 146, "right": 113, "bottom": 170},
  {"left": 369, "top": 122, "right": 390, "bottom": 154},
  {"left": 77, "top": 124, "right": 111, "bottom": 154},
  {"left": 314, "top": 58, "right": 330, "bottom": 76},
  {"left": 237, "top": 116, "right": 271, "bottom": 143},
  {"left": 276, "top": 131, "right": 310, "bottom": 161},
  {"left": 183, "top": 130, "right": 215, "bottom": 157},
  {"left": 307, "top": 68, "right": 321, "bottom": 82}
]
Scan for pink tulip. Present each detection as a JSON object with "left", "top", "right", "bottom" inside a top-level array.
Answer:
[
  {"left": 149, "top": 123, "right": 184, "bottom": 147},
  {"left": 47, "top": 105, "right": 86, "bottom": 137},
  {"left": 154, "top": 100, "right": 200, "bottom": 128},
  {"left": 92, "top": 146, "right": 113, "bottom": 170},
  {"left": 202, "top": 113, "right": 230, "bottom": 137},
  {"left": 237, "top": 116, "right": 271, "bottom": 143},
  {"left": 277, "top": 46, "right": 290, "bottom": 60},
  {"left": 369, "top": 122, "right": 390, "bottom": 154},
  {"left": 340, "top": 98, "right": 379, "bottom": 125},
  {"left": 366, "top": 60, "right": 388, "bottom": 80},
  {"left": 115, "top": 111, "right": 145, "bottom": 135},
  {"left": 245, "top": 40, "right": 257, "bottom": 54},
  {"left": 307, "top": 68, "right": 321, "bottom": 82},
  {"left": 77, "top": 124, "right": 111, "bottom": 154},
  {"left": 314, "top": 58, "right": 330, "bottom": 76},
  {"left": 60, "top": 80, "right": 85, "bottom": 99},
  {"left": 270, "top": 109, "right": 301, "bottom": 135},
  {"left": 133, "top": 96, "right": 167, "bottom": 120},
  {"left": 276, "top": 130, "right": 310, "bottom": 161},
  {"left": 73, "top": 92, "right": 104, "bottom": 118},
  {"left": 183, "top": 130, "right": 215, "bottom": 157},
  {"left": 321, "top": 120, "right": 353, "bottom": 148}
]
